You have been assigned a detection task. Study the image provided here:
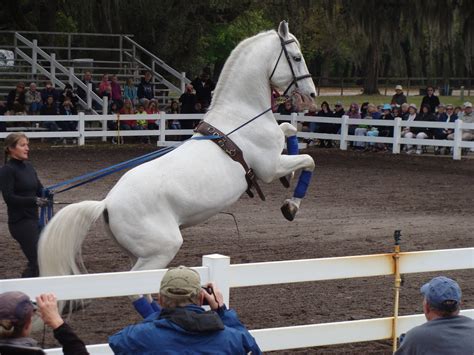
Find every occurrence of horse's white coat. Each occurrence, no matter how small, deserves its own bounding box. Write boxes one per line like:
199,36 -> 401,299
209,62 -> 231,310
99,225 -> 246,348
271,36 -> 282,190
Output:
38,22 -> 316,277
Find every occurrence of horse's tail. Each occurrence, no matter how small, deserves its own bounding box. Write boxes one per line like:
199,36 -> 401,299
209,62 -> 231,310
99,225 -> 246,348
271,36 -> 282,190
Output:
38,200 -> 106,277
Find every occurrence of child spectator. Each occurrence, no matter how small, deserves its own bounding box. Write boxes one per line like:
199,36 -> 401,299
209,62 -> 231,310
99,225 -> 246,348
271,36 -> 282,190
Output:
123,77 -> 138,106
98,74 -> 112,99
40,81 -> 58,105
110,74 -> 123,109
40,96 -> 59,131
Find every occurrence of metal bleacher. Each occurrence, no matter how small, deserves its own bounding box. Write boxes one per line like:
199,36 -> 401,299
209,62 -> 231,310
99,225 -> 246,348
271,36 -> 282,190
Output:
0,31 -> 190,111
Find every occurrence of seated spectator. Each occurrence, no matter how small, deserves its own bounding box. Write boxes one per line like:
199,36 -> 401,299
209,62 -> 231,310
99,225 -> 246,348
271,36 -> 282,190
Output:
406,104 -> 435,155
7,82 -> 26,114
0,101 -> 6,132
360,102 -> 369,118
277,99 -> 295,116
454,106 -> 462,116
346,103 -> 361,145
123,78 -> 138,107
135,104 -> 148,130
167,100 -> 181,141
434,104 -> 457,155
137,71 -> 155,104
0,291 -> 88,355
333,101 -> 344,134
76,71 -> 97,105
25,83 -> 42,115
59,84 -> 78,108
40,96 -> 59,131
305,104 -> 318,143
366,104 -> 381,151
448,101 -> 474,143
317,101 -> 335,148
379,104 -> 394,138
109,266 -> 261,354
118,98 -> 136,130
392,106 -> 402,118
395,276 -> 474,355
401,104 -> 420,154
391,85 -> 407,106
98,74 -> 112,100
400,103 -> 409,119
146,100 -> 159,130
40,81 -> 58,105
110,75 -> 123,109
58,98 -> 78,133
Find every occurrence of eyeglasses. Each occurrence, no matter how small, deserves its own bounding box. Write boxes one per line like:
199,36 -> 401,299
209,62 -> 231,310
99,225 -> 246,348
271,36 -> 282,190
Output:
427,89 -> 433,92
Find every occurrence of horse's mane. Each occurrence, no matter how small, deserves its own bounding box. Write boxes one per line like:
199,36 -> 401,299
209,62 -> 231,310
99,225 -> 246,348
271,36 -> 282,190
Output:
210,30 -> 277,108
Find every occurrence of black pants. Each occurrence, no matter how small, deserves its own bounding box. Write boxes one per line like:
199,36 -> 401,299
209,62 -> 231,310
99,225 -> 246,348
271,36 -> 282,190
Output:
8,219 -> 40,278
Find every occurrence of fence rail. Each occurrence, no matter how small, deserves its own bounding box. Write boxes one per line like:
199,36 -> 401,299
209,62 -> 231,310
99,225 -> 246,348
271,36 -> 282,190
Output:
1,112 -> 473,160
0,248 -> 472,353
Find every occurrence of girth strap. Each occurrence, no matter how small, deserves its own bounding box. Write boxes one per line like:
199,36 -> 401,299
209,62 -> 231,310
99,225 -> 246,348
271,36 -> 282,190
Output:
194,121 -> 265,201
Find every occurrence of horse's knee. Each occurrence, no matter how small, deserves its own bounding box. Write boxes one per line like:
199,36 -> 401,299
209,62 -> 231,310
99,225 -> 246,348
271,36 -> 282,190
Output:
279,122 -> 297,136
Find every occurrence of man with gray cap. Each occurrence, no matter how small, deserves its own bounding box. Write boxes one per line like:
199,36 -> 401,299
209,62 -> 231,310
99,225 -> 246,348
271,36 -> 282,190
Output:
391,85 -> 407,106
395,276 -> 474,355
109,265 -> 261,354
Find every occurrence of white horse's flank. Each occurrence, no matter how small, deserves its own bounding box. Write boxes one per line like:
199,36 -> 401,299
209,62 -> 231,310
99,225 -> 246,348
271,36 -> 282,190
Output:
38,22 -> 316,277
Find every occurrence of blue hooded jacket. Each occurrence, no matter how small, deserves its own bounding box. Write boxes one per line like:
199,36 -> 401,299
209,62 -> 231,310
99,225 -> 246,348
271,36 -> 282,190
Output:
109,304 -> 261,355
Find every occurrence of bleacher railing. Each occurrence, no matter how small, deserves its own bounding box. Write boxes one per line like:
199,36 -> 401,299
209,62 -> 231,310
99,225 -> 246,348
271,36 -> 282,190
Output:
1,112 -> 473,160
0,248 -> 472,353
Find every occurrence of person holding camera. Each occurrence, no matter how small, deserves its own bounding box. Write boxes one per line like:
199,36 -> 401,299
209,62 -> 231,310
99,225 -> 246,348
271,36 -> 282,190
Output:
109,265 -> 261,354
0,133 -> 48,278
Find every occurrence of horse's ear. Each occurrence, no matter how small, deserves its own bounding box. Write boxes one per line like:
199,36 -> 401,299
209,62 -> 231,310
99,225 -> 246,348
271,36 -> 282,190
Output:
278,20 -> 289,38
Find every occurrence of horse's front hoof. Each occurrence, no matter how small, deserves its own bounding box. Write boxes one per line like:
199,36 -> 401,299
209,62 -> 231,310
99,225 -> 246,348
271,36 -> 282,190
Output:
281,199 -> 298,221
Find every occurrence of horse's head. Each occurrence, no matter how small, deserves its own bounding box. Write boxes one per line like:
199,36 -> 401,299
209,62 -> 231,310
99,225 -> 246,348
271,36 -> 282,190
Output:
270,21 -> 316,105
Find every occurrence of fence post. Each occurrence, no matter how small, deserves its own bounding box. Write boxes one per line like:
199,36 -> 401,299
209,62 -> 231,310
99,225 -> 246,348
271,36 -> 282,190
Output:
50,53 -> 56,84
202,254 -> 231,307
78,112 -> 85,146
32,39 -> 37,76
453,119 -> 462,160
87,83 -> 92,110
158,112 -> 166,146
102,96 -> 108,142
67,34 -> 72,63
68,67 -> 74,86
340,115 -> 348,150
392,117 -> 402,154
181,72 -> 186,93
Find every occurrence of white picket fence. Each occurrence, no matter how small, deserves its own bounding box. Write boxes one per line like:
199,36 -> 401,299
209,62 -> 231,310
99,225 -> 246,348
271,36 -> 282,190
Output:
1,112 -> 473,160
0,247 -> 472,353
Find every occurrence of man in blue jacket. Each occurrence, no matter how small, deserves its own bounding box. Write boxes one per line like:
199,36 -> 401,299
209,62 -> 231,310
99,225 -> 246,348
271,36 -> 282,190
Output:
109,266 -> 261,354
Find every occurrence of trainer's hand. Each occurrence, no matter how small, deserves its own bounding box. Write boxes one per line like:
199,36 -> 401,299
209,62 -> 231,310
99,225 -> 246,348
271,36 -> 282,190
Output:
36,293 -> 64,330
36,197 -> 49,207
202,282 -> 225,311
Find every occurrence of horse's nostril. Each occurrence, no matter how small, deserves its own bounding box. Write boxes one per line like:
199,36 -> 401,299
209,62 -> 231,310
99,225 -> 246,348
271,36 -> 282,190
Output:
310,93 -> 316,98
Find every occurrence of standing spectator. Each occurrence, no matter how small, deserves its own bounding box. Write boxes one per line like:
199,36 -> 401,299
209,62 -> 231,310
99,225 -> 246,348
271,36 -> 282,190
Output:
40,96 -> 59,131
0,291 -> 89,354
421,86 -> 440,113
191,69 -> 216,110
434,104 -> 457,155
110,74 -> 123,109
395,276 -> 474,355
391,85 -> 407,106
98,74 -> 112,100
0,133 -> 47,278
137,71 -> 155,103
123,77 -> 138,107
109,266 -> 261,354
76,70 -> 97,103
25,82 -> 42,115
6,82 -> 26,114
179,84 -> 197,114
40,81 -> 58,105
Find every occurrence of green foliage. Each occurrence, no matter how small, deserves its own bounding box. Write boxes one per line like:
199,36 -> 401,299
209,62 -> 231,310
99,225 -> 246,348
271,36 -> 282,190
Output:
55,11 -> 78,33
198,9 -> 273,67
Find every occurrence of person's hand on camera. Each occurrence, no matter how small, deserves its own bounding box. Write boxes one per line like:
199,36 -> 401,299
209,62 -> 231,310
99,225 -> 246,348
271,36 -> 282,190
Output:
202,282 -> 224,310
36,197 -> 49,207
36,293 -> 64,330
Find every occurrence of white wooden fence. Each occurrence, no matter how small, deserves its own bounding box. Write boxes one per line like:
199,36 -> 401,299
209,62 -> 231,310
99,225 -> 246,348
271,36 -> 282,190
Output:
1,112 -> 473,160
0,247 -> 472,353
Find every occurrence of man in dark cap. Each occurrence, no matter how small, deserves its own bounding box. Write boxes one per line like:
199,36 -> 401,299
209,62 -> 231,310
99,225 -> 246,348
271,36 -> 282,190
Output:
109,265 -> 261,354
396,276 -> 474,354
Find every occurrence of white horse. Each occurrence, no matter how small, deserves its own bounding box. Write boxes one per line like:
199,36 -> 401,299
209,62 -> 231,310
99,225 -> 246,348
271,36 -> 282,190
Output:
38,21 -> 316,277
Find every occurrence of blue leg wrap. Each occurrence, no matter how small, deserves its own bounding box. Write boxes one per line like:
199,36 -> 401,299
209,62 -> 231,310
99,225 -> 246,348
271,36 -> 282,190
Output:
293,170 -> 312,199
287,135 -> 299,155
133,297 -> 155,319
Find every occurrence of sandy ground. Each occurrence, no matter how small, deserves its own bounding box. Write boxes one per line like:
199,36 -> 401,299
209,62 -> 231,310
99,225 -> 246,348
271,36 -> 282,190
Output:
0,144 -> 473,354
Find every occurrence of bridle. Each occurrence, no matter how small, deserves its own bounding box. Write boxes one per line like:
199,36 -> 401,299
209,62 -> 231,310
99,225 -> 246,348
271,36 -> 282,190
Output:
269,35 -> 312,97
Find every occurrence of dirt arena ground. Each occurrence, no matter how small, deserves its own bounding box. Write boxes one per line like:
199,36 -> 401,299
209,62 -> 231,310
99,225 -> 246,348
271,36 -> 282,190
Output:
1,143 -> 473,354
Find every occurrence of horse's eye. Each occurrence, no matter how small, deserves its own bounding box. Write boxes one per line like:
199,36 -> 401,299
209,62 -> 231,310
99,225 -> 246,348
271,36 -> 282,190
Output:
293,56 -> 302,62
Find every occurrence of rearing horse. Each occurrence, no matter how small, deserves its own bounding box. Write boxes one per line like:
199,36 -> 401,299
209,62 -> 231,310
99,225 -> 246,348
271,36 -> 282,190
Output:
38,21 -> 316,277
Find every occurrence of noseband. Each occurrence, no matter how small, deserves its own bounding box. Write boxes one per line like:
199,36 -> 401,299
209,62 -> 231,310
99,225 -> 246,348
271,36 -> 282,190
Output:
269,35 -> 312,97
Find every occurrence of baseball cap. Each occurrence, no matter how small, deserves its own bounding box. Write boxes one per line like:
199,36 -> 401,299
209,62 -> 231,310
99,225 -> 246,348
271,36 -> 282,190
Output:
335,101 -> 343,107
160,266 -> 201,300
382,104 -> 392,111
0,291 -> 35,323
463,101 -> 472,108
395,85 -> 403,91
420,276 -> 461,310
408,103 -> 417,110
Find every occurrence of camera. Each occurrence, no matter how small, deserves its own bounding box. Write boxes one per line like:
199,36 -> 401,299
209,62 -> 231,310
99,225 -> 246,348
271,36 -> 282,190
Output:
201,286 -> 213,305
